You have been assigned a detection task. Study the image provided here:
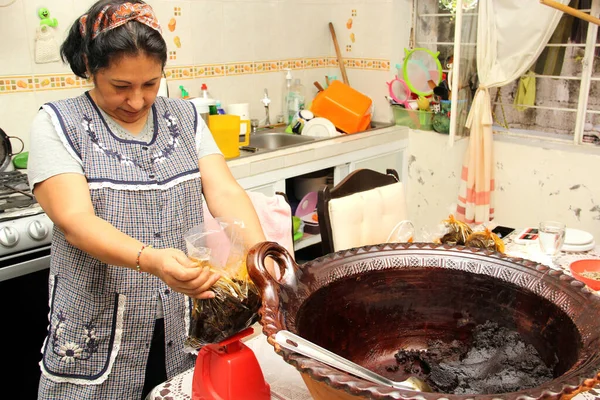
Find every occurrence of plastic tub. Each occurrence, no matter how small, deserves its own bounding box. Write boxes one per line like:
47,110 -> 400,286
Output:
310,80 -> 372,134
570,259 -> 600,291
391,105 -> 433,130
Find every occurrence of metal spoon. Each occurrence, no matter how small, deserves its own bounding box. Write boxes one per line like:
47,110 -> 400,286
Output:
274,330 -> 432,392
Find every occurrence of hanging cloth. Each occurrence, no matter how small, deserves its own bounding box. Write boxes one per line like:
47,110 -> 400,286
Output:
34,25 -> 60,64
514,71 -> 537,111
456,0 -> 568,225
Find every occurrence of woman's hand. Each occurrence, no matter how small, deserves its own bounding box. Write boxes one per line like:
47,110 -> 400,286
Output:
140,247 -> 221,299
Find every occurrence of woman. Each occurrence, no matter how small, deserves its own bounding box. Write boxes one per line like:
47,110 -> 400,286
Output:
28,1 -> 267,399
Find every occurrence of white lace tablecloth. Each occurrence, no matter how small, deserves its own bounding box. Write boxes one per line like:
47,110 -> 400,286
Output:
504,235 -> 600,295
147,240 -> 600,400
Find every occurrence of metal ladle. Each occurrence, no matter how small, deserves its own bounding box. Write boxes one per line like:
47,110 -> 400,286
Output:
274,330 -> 432,392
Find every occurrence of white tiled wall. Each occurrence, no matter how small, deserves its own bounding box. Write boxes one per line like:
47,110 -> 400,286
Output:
0,0 -> 398,149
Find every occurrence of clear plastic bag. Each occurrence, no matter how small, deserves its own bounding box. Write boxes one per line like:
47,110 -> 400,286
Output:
386,220 -> 415,243
183,218 -> 260,349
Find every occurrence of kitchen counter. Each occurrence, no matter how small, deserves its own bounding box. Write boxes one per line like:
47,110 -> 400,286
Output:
223,123 -> 409,193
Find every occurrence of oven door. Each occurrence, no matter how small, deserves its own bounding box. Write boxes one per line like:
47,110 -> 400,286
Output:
0,245 -> 51,399
0,245 -> 51,281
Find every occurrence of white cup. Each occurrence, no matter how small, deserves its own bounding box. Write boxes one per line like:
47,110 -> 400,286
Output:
227,103 -> 250,135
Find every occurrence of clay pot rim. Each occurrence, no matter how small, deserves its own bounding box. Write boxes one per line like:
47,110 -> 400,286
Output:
252,242 -> 600,400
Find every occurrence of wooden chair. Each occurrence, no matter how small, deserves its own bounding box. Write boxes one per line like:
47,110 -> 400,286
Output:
317,169 -> 407,254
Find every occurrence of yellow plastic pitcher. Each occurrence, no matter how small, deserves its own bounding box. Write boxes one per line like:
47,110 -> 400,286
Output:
208,115 -> 251,159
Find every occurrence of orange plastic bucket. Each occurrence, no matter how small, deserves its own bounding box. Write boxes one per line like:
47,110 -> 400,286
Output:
310,80 -> 372,134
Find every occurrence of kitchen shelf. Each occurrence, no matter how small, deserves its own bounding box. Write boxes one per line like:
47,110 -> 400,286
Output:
294,233 -> 322,251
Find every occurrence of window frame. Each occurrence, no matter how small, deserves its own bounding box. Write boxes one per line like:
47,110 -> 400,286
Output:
413,0 -> 600,147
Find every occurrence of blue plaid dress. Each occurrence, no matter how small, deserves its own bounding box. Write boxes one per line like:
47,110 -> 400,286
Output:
38,93 -> 203,399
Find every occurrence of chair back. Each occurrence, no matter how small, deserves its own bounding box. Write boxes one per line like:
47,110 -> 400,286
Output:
318,169 -> 407,254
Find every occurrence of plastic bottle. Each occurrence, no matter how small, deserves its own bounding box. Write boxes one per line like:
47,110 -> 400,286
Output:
282,69 -> 294,125
200,83 -> 212,100
191,83 -> 216,122
215,100 -> 226,115
288,78 -> 305,120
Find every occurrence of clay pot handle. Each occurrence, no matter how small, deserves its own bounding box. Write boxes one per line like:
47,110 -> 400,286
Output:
247,241 -> 299,295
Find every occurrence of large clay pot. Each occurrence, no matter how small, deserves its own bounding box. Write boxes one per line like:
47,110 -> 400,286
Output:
247,242 -> 600,400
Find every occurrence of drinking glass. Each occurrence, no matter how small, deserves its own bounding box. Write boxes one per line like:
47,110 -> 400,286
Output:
538,221 -> 566,257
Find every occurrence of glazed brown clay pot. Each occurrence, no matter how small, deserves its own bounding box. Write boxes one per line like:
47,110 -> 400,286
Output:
247,242 -> 600,400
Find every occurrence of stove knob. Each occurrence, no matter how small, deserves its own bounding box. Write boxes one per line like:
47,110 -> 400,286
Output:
28,220 -> 49,241
0,226 -> 19,247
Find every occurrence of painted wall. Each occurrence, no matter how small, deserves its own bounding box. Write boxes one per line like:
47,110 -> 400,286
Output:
407,130 -> 600,239
0,0 -> 397,151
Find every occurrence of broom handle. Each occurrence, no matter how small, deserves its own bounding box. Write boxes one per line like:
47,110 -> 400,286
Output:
329,22 -> 350,86
539,0 -> 600,26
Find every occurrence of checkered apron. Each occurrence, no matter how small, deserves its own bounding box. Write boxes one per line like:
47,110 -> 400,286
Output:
38,94 -> 203,400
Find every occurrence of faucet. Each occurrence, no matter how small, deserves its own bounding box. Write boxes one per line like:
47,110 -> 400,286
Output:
261,88 -> 271,127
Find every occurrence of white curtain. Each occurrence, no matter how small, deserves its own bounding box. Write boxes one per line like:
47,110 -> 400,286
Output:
456,0 -> 569,224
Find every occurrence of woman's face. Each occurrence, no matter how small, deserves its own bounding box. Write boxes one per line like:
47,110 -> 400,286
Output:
91,53 -> 163,124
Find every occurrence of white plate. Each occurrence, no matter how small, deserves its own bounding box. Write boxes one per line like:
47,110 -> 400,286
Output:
302,117 -> 338,138
562,240 -> 596,253
564,228 -> 594,246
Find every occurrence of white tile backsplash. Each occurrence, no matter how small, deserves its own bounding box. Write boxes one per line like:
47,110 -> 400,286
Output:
329,4 -> 363,58
0,92 -> 38,151
1,0 -> 396,149
152,0 -> 194,66
358,2 -> 392,60
191,1 -> 225,64
221,2 -> 255,62
0,0 -> 33,76
252,2 -> 282,61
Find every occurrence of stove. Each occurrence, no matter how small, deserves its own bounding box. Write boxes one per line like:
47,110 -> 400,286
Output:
0,170 -> 53,277
0,170 -> 54,399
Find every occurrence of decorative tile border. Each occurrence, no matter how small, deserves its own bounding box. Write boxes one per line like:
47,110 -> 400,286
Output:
0,57 -> 390,94
0,74 -> 92,93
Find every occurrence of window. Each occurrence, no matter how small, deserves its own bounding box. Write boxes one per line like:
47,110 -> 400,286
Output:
413,0 -> 600,146
414,0 -> 478,139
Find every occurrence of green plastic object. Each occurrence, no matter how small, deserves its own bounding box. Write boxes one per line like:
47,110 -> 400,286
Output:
292,216 -> 301,233
179,85 -> 189,99
38,7 -> 58,27
402,48 -> 443,97
13,152 -> 28,169
292,216 -> 304,241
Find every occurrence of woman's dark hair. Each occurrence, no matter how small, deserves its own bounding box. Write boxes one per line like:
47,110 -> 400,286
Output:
61,0 -> 167,79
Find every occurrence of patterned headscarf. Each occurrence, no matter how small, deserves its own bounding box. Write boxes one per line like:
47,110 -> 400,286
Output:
79,2 -> 162,40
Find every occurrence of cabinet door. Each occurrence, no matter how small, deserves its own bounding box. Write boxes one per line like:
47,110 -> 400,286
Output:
349,150 -> 405,179
246,180 -> 286,197
333,163 -> 350,185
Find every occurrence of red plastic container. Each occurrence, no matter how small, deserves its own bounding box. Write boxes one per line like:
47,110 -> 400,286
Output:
192,327 -> 270,400
570,259 -> 600,291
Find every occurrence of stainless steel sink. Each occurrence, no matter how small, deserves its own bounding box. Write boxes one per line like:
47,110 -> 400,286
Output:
249,133 -> 314,150
237,121 -> 394,158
